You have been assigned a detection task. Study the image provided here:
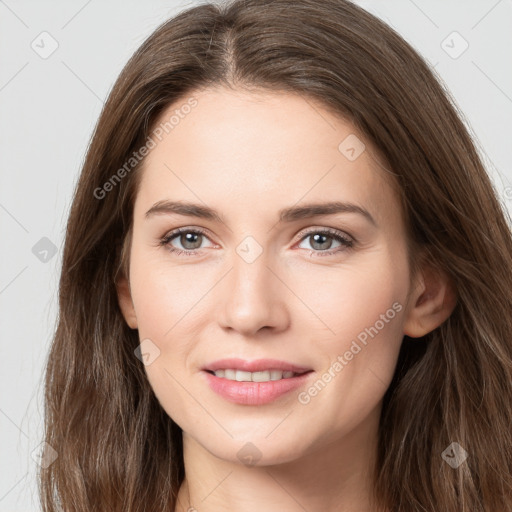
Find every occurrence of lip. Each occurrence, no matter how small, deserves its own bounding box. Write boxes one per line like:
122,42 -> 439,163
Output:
202,358 -> 313,374
202,370 -> 314,405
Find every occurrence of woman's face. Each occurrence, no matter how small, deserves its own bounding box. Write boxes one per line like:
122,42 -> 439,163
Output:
119,87 -> 417,464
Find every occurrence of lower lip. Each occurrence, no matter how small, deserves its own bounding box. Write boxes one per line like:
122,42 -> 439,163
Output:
201,370 -> 314,405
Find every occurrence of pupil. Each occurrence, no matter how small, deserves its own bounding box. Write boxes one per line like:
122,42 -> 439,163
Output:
311,233 -> 331,250
182,232 -> 202,249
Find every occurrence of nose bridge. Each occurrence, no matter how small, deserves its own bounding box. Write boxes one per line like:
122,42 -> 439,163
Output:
232,240 -> 269,296
218,234 -> 288,333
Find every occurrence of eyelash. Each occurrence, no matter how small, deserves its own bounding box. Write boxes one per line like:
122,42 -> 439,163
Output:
159,227 -> 354,258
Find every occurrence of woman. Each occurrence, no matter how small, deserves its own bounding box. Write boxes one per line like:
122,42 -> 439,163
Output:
39,0 -> 512,510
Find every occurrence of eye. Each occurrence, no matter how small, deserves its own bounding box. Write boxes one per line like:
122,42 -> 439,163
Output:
159,227 -> 355,257
159,227 -> 213,256
296,228 -> 354,257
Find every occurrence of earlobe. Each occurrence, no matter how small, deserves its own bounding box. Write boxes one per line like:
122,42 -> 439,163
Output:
116,275 -> 138,330
403,265 -> 457,338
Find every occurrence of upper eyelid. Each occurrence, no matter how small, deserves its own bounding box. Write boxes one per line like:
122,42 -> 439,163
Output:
297,226 -> 354,241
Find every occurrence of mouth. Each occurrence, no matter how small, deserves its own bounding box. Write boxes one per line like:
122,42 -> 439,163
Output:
201,368 -> 314,405
200,358 -> 314,404
204,368 -> 313,382
202,357 -> 313,376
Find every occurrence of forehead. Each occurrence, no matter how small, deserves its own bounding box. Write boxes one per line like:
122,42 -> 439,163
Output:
134,87 -> 399,227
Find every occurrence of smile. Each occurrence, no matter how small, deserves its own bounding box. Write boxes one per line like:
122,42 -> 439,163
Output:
208,369 -> 307,382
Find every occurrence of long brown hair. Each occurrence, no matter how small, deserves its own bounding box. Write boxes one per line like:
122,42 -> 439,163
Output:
39,0 -> 512,510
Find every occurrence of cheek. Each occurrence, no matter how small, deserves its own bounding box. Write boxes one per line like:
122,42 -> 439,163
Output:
128,258 -> 204,426
129,242 -> 212,339
289,246 -> 408,344
290,251 -> 409,400
292,250 -> 408,434
131,237 -> 409,371
128,234 -> 409,436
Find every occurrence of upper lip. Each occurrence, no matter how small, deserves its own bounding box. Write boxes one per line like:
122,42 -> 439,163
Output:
202,358 -> 313,374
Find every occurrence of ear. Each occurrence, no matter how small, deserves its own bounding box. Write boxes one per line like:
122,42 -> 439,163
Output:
116,274 -> 138,330
403,264 -> 457,338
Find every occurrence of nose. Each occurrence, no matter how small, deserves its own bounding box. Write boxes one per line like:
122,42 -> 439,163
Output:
217,248 -> 290,337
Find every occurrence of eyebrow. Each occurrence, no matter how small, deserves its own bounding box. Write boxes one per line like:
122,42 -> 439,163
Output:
145,200 -> 377,226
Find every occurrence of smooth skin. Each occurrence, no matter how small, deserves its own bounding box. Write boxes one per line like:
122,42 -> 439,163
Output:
117,87 -> 456,512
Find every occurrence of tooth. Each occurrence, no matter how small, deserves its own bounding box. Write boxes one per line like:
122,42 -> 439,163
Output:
212,369 -> 300,381
235,370 -> 252,382
224,369 -> 236,380
252,371 -> 271,382
270,370 -> 284,380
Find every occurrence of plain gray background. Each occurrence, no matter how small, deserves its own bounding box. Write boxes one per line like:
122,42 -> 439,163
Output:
1,0 -> 511,510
